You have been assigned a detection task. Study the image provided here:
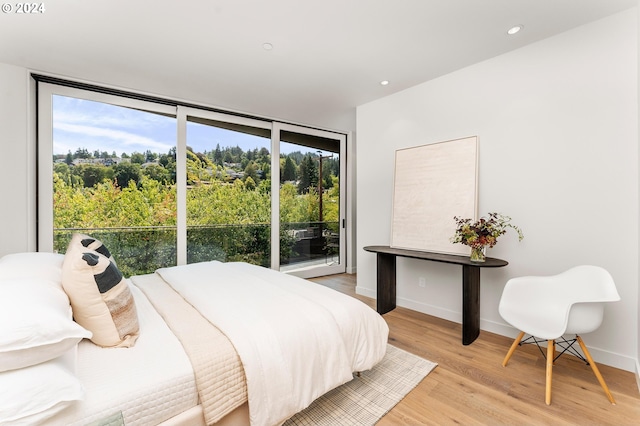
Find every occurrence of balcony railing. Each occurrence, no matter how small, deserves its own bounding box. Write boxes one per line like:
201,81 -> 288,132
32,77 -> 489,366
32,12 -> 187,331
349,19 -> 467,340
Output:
54,221 -> 339,277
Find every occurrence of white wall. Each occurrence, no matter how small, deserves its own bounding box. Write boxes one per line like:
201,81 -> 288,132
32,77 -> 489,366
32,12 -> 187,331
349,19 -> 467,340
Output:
637,0 -> 640,387
357,9 -> 638,371
0,63 -> 34,256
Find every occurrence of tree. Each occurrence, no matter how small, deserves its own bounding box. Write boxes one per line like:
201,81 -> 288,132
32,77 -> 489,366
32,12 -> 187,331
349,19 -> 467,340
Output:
213,144 -> 223,165
281,156 -> 297,183
74,148 -> 91,159
158,153 -> 176,184
287,151 -> 304,165
323,174 -> 333,189
260,162 -> 270,182
130,152 -> 145,164
143,163 -> 170,184
186,149 -> 215,184
54,163 -> 82,187
74,164 -> 111,188
113,162 -> 141,188
244,176 -> 256,191
145,150 -> 158,163
297,154 -> 318,194
244,161 -> 259,185
322,176 -> 340,222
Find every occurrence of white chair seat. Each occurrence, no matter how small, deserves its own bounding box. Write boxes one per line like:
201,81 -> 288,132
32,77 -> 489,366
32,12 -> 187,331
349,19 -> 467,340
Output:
499,265 -> 620,405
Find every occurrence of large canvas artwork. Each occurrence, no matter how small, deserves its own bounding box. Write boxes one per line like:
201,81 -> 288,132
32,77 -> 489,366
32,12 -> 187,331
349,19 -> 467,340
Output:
390,136 -> 478,255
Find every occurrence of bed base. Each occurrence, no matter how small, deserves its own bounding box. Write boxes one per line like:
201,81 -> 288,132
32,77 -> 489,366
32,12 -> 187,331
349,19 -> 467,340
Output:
160,403 -> 249,426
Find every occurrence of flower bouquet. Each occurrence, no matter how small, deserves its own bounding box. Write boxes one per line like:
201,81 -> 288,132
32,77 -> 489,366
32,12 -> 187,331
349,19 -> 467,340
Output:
450,212 -> 524,262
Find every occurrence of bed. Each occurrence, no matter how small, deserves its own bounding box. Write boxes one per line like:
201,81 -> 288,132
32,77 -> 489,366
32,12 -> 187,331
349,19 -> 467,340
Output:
0,235 -> 389,426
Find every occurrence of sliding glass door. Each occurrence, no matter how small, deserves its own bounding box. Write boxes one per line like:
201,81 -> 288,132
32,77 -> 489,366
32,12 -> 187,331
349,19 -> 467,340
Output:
38,84 -> 177,277
275,123 -> 346,278
181,108 -> 272,266
38,83 -> 346,277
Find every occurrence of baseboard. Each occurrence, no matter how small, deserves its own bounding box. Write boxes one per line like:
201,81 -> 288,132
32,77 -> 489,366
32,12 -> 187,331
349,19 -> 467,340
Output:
396,296 -> 462,324
355,286 -> 375,298
346,266 -> 357,274
481,318 -> 637,372
354,290 -> 463,324
355,287 -> 638,373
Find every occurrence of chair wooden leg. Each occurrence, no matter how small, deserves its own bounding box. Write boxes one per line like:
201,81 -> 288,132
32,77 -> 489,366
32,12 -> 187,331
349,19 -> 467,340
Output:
502,331 -> 525,367
576,335 -> 616,405
545,339 -> 554,405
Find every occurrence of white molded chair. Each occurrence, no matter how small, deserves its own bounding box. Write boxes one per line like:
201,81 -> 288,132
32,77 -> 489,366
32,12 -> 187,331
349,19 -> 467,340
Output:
498,265 -> 620,405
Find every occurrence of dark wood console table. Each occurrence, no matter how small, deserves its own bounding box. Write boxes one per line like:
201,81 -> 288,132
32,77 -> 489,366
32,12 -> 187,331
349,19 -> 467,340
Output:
363,245 -> 508,345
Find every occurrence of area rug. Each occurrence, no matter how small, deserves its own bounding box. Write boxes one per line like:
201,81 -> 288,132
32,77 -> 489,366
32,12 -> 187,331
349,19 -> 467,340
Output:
283,344 -> 437,426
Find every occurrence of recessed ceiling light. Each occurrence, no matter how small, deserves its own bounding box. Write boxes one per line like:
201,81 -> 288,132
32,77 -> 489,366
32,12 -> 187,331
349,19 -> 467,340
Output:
380,80 -> 389,86
263,42 -> 273,50
507,25 -> 523,35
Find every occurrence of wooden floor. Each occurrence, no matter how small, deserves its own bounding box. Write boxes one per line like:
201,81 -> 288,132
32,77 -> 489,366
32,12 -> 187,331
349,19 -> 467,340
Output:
309,273 -> 640,426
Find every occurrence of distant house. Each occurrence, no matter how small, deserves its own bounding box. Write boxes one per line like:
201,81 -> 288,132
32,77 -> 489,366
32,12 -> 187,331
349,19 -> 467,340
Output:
70,157 -> 127,166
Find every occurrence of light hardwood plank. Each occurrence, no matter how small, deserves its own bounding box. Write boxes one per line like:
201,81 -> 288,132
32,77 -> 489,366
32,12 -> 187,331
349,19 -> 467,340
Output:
309,273 -> 640,425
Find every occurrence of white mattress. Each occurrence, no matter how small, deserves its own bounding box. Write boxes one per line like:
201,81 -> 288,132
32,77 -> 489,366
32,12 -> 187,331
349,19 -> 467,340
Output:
47,282 -> 199,425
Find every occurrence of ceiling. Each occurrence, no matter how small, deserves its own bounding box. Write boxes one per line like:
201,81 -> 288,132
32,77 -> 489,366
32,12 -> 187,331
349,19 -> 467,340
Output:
0,0 -> 636,131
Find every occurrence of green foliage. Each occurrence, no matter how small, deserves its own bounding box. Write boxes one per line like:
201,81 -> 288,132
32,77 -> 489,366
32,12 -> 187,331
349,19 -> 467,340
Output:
53,145 -> 340,275
76,164 -> 112,188
113,162 -> 141,188
297,154 -> 318,194
244,161 -> 259,185
130,152 -> 145,164
187,179 -> 270,225
281,156 -> 297,182
74,148 -> 91,159
142,163 -> 171,184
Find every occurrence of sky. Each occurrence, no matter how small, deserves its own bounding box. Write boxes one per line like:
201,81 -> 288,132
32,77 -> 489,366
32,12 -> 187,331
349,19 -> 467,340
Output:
52,95 -> 321,157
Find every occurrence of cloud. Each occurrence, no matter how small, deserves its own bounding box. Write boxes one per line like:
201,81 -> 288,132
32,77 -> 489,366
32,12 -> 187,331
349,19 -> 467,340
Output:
53,107 -> 169,130
50,94 -> 321,157
52,97 -> 175,155
54,122 -> 173,153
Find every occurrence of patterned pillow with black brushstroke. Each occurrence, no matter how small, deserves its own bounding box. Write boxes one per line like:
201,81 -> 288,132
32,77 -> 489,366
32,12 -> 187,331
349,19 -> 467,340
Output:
61,233 -> 139,348
75,233 -> 116,265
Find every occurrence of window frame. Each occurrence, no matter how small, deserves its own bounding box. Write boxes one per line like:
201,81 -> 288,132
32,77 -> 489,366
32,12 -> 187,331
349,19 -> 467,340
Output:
37,83 -> 176,252
37,79 -> 348,277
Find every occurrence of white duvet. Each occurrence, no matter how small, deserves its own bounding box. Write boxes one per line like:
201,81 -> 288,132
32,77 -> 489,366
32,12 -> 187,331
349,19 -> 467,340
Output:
156,261 -> 389,426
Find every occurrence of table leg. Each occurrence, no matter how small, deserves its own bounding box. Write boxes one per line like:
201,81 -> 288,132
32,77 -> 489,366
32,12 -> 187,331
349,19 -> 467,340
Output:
376,253 -> 396,314
462,265 -> 480,345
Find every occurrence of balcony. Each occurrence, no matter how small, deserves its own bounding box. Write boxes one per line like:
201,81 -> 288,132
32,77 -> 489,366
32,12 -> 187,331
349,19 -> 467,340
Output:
54,221 -> 339,277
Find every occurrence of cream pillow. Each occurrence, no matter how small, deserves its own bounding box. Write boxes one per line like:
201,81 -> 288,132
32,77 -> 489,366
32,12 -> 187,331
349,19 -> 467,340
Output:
0,278 -> 91,372
73,233 -> 116,264
62,234 -> 139,348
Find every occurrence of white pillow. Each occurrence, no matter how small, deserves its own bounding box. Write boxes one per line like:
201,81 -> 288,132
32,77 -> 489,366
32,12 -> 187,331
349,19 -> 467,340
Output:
0,350 -> 84,424
0,252 -> 65,286
0,278 -> 92,372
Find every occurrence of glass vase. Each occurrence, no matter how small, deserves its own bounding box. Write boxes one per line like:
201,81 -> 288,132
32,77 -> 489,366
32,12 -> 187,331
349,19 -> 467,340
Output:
470,246 -> 486,262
